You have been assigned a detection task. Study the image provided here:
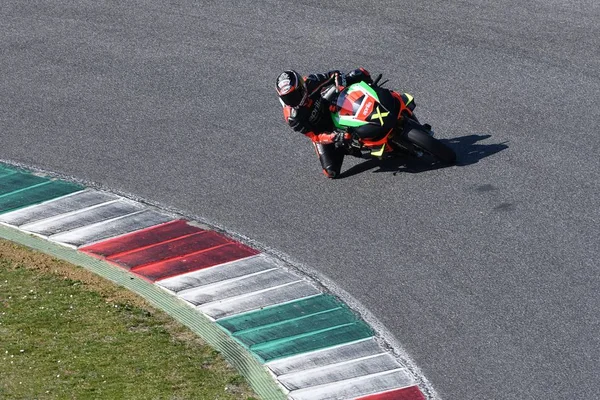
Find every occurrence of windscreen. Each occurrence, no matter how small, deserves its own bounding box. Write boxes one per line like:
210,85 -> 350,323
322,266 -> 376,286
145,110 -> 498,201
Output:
336,90 -> 365,117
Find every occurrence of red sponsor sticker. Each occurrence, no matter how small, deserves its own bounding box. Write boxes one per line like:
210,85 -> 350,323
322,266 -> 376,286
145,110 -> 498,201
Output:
356,95 -> 376,121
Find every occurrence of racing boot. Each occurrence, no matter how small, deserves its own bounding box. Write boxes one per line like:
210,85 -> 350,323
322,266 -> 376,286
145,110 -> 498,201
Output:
314,142 -> 344,178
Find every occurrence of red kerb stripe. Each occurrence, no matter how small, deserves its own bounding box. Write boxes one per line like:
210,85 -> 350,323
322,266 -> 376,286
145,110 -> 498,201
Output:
108,231 -> 229,269
355,385 -> 426,400
81,220 -> 201,257
132,242 -> 259,282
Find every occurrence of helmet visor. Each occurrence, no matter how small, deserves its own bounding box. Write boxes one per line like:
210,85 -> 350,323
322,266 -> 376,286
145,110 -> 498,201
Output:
280,87 -> 305,107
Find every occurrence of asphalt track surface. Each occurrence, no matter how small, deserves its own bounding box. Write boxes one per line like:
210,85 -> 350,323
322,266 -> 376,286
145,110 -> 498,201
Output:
1,1 -> 599,399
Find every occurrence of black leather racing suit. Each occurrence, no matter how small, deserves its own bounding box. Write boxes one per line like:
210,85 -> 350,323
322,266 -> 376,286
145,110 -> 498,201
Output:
281,68 -> 372,178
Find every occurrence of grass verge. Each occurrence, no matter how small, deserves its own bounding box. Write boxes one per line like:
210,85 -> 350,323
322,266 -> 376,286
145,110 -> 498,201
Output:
0,239 -> 259,400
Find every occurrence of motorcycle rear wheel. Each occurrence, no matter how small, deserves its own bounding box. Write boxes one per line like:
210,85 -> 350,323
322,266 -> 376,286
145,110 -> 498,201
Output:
405,128 -> 456,164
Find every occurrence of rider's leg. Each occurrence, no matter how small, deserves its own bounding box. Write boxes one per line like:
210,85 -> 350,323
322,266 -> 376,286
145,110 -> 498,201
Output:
313,142 -> 344,178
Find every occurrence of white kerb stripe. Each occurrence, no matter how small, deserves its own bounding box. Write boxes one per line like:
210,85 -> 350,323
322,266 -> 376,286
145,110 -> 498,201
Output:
156,254 -> 275,293
19,199 -> 122,231
178,268 -> 298,306
50,209 -> 173,247
266,337 -> 382,376
277,353 -> 400,391
0,188 -> 94,226
288,368 -> 414,400
198,281 -> 321,320
20,200 -> 142,236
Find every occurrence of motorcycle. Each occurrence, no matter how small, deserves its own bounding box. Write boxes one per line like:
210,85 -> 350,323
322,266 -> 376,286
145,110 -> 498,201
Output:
320,74 -> 456,164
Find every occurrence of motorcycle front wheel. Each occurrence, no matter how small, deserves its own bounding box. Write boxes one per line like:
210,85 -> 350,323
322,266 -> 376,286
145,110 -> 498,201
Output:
405,128 -> 456,164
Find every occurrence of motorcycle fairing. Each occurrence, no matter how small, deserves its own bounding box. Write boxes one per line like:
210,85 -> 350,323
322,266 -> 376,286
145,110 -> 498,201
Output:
371,144 -> 386,157
332,82 -> 386,129
333,82 -> 400,141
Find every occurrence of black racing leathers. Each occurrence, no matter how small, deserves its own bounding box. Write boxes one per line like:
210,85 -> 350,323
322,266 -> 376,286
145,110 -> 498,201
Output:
282,68 -> 372,178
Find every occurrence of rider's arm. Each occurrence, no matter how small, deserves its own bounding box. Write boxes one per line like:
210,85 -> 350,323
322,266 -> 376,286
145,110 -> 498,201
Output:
305,69 -> 372,98
305,131 -> 337,144
283,107 -> 337,143
307,68 -> 371,86
285,106 -> 314,134
283,106 -> 337,142
305,71 -> 341,87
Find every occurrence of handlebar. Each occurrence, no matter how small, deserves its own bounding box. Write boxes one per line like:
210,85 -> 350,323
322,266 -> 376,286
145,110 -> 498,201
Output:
372,74 -> 382,86
310,72 -> 386,100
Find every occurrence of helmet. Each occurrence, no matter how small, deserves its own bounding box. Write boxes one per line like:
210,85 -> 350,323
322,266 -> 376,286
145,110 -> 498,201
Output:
276,70 -> 307,107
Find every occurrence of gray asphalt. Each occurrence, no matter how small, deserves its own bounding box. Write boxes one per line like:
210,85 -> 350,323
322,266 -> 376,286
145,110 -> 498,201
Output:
1,1 -> 599,399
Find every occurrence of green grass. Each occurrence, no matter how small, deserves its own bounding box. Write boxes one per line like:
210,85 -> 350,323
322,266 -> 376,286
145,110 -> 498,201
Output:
0,240 -> 259,400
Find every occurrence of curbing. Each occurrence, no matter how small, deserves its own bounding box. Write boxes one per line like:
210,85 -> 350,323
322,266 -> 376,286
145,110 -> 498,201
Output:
0,224 -> 287,400
0,162 -> 434,399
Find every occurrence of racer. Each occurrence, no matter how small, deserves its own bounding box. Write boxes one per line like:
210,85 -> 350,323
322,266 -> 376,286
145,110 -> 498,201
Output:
276,69 -> 372,178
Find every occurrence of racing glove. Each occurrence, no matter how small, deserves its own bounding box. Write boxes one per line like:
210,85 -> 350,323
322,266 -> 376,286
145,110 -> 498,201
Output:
346,68 -> 373,85
333,131 -> 351,149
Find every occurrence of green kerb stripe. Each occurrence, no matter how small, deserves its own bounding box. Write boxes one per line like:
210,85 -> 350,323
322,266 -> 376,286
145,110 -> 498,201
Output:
0,180 -> 54,198
234,307 -> 360,347
0,168 -> 18,179
232,307 -> 343,337
251,321 -> 373,362
217,283 -> 375,363
0,164 -> 18,173
0,172 -> 49,195
0,164 -> 83,214
0,181 -> 83,214
218,294 -> 343,333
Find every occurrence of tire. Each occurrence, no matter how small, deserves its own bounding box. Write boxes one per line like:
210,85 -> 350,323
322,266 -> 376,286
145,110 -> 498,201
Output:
406,128 -> 456,164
